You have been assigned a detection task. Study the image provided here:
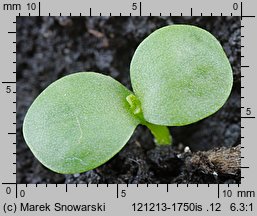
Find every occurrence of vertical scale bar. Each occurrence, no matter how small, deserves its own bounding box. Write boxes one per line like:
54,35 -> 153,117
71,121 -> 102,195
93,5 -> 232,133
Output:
240,2 -> 243,20
39,2 -> 41,16
116,184 -> 119,198
238,1 -> 256,180
139,2 -> 142,16
14,16 -> 17,180
15,183 -> 18,198
240,1 -> 244,181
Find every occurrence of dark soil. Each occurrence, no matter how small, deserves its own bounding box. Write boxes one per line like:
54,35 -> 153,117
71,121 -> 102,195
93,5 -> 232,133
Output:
17,16 -> 241,184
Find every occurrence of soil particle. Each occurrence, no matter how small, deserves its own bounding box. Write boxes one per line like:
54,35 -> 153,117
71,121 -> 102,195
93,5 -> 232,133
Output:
172,145 -> 241,184
147,146 -> 183,178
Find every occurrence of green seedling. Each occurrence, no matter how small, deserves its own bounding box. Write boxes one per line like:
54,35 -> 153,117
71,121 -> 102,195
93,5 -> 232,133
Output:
23,25 -> 233,174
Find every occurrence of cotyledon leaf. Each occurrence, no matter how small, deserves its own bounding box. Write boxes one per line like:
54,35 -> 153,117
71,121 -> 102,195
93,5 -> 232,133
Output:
130,24 -> 233,126
23,72 -> 140,174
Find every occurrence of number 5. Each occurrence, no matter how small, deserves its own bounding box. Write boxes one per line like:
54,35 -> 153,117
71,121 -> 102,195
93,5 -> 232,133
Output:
6,86 -> 11,93
246,108 -> 251,115
132,3 -> 137,10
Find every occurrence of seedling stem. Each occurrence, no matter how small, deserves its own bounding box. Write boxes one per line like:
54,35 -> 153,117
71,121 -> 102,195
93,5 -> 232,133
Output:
126,94 -> 172,145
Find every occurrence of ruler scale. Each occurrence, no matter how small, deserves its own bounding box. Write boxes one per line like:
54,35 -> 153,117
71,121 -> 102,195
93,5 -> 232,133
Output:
1,0 -> 256,215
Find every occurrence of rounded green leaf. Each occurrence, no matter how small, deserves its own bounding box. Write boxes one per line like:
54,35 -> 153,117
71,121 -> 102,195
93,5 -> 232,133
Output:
130,25 -> 233,126
23,72 -> 140,174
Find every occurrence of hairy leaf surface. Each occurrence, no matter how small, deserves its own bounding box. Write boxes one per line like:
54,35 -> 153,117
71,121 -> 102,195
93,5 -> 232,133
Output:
130,25 -> 233,126
23,72 -> 140,173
